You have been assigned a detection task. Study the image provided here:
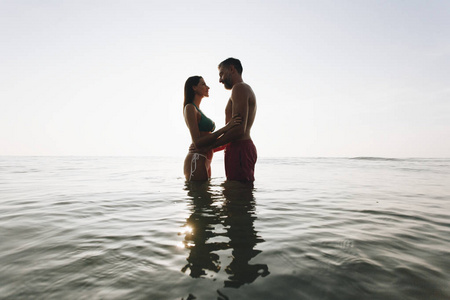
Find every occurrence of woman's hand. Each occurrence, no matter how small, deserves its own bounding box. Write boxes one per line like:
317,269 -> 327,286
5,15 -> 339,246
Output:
225,114 -> 242,131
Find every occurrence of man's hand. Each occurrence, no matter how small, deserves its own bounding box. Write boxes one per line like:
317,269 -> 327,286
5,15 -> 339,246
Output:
188,143 -> 197,153
189,143 -> 211,154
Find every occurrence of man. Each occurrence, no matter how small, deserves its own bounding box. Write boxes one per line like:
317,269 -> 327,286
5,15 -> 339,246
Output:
212,58 -> 257,182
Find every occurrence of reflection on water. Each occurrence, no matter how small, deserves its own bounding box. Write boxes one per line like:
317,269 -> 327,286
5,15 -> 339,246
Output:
1,157 -> 449,299
180,181 -> 225,278
180,181 -> 269,289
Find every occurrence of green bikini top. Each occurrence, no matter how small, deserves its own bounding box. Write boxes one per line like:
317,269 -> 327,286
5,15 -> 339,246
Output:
192,103 -> 216,132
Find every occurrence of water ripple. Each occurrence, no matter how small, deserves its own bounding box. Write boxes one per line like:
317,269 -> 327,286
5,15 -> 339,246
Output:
1,156 -> 449,299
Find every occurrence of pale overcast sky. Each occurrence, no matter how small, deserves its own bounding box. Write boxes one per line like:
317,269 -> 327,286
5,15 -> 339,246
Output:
1,0 -> 449,157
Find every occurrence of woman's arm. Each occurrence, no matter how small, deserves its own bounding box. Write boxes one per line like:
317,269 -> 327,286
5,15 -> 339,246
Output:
184,104 -> 240,149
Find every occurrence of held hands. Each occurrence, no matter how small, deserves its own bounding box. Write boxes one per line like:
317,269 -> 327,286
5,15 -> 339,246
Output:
189,114 -> 241,154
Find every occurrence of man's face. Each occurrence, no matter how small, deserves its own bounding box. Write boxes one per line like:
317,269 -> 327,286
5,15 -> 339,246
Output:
219,66 -> 233,90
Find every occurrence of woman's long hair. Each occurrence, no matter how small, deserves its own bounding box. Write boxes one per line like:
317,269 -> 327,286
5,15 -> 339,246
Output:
184,76 -> 202,107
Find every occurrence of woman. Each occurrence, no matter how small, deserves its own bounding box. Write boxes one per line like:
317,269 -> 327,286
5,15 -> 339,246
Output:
183,76 -> 240,181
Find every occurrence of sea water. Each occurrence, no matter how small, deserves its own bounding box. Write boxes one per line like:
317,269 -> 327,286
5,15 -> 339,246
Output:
0,156 -> 449,300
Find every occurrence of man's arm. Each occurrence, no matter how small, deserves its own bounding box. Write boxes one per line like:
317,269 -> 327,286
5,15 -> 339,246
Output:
185,104 -> 235,150
225,99 -> 232,124
211,84 -> 249,148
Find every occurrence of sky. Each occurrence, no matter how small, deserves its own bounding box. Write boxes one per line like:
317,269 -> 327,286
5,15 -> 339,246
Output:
1,0 -> 449,158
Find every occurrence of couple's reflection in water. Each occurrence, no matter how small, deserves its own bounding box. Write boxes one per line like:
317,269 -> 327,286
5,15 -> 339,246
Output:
180,180 -> 269,290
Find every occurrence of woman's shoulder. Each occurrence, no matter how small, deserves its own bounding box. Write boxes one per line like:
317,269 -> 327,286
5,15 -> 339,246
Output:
184,103 -> 198,115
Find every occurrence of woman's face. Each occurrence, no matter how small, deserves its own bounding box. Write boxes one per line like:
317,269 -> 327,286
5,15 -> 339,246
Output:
194,78 -> 210,98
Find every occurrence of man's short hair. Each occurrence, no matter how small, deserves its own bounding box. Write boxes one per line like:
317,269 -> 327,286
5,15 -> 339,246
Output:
219,58 -> 243,75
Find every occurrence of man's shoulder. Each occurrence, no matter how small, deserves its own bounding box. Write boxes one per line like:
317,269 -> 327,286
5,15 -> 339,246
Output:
233,82 -> 251,90
231,82 -> 252,97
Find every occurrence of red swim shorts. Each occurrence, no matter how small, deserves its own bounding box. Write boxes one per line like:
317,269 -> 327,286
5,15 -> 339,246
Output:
224,139 -> 257,182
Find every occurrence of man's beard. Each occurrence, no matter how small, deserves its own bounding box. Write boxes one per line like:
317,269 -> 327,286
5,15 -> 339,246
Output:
223,79 -> 232,90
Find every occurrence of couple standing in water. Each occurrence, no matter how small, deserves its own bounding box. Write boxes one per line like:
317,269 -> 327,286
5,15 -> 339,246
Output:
183,58 -> 257,182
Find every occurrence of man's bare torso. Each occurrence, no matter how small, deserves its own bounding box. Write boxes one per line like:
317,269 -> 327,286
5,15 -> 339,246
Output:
225,82 -> 256,141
